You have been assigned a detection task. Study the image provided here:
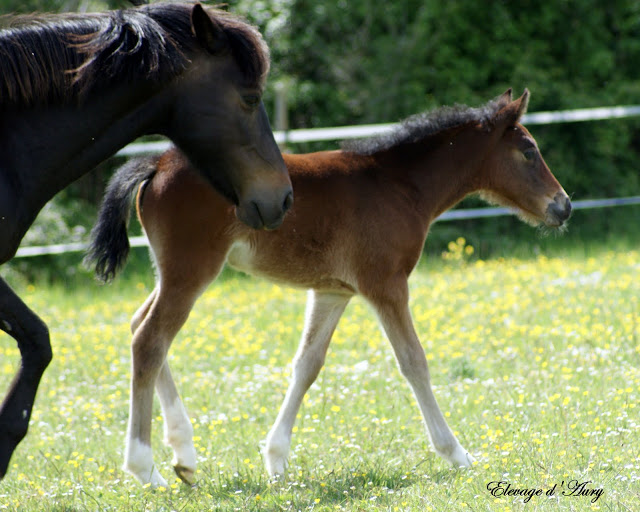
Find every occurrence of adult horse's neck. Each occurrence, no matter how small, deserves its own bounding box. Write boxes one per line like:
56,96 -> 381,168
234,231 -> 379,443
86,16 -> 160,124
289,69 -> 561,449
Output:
373,123 -> 487,224
0,81 -> 169,236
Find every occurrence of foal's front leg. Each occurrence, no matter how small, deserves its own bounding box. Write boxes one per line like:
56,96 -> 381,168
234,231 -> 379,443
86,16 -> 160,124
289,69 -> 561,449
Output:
264,290 -> 351,476
369,279 -> 475,468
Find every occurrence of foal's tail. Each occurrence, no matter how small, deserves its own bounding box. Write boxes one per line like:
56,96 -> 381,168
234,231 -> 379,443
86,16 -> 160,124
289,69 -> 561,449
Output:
84,156 -> 158,283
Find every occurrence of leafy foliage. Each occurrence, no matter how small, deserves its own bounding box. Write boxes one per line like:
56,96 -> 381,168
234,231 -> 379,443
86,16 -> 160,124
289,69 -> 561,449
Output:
232,0 -> 640,199
0,0 -> 126,14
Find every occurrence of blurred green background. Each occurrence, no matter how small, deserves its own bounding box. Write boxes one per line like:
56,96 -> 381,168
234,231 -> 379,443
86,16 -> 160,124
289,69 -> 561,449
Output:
2,0 -> 639,282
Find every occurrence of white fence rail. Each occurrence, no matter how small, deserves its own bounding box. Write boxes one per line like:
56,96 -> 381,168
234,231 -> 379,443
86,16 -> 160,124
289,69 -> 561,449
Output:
116,104 -> 640,157
13,104 -> 640,259
14,196 -> 640,259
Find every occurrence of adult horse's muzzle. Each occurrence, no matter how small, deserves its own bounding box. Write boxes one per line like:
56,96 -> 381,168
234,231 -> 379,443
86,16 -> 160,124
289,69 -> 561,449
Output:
545,192 -> 572,227
236,186 -> 294,230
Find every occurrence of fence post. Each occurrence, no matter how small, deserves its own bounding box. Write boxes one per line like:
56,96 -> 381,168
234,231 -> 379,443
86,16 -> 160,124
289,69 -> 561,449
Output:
274,81 -> 289,151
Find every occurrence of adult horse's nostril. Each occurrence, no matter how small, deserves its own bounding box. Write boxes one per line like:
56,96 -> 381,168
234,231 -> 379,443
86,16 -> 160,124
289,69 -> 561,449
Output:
282,190 -> 294,213
235,200 -> 264,230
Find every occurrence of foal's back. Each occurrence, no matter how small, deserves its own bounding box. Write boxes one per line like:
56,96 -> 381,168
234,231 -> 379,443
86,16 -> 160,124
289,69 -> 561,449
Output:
141,148 -> 425,296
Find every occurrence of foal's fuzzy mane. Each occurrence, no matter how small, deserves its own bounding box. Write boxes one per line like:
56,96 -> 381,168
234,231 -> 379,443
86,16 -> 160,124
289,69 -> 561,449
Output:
0,2 -> 269,108
341,96 -> 505,155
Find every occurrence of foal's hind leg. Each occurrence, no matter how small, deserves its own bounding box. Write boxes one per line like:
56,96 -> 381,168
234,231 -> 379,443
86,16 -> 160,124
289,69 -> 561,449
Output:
264,290 -> 350,477
131,289 -> 197,484
131,287 -> 157,334
367,278 -> 474,468
124,280 -> 204,486
0,278 -> 52,479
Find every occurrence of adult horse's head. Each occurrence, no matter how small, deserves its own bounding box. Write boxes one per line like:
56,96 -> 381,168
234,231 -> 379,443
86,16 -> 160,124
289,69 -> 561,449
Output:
480,89 -> 572,228
78,3 -> 288,230
0,3 -> 291,229
162,5 -> 292,229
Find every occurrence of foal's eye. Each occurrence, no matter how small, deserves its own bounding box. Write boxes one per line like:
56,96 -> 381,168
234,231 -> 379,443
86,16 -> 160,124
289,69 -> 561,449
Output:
242,94 -> 261,109
523,148 -> 537,161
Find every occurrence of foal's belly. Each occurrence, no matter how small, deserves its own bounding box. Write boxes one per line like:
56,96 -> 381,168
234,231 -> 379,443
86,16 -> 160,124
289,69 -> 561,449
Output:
226,239 -> 355,294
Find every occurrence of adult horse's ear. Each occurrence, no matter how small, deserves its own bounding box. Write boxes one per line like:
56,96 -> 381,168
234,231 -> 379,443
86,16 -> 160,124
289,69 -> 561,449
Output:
191,4 -> 229,55
491,89 -> 530,128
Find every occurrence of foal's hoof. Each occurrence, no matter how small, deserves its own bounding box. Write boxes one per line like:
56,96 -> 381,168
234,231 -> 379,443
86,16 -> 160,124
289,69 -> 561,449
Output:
263,446 -> 289,478
444,444 -> 476,468
174,464 -> 196,486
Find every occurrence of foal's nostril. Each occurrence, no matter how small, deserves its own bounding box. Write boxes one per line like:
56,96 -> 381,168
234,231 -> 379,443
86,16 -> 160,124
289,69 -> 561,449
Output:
551,194 -> 572,222
563,197 -> 572,218
557,196 -> 572,221
282,190 -> 294,213
546,194 -> 572,227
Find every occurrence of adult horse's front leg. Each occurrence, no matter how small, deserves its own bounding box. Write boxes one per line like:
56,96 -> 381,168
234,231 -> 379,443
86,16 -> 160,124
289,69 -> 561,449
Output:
0,277 -> 52,479
264,290 -> 350,477
368,278 -> 475,468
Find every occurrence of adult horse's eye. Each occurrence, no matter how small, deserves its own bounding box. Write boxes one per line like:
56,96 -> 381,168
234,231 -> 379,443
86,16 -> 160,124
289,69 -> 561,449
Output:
242,94 -> 261,109
523,148 -> 537,161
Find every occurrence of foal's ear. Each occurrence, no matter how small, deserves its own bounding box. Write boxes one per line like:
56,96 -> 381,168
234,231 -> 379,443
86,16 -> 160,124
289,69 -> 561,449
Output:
496,88 -> 513,109
513,89 -> 530,119
491,89 -> 530,129
191,3 -> 229,55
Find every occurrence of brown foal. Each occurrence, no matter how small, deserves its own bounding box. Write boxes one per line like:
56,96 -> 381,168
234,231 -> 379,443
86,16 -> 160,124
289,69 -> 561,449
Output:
87,89 -> 571,485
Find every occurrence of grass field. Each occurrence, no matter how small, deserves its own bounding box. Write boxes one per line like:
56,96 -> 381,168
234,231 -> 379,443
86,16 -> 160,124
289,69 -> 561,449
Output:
0,242 -> 638,511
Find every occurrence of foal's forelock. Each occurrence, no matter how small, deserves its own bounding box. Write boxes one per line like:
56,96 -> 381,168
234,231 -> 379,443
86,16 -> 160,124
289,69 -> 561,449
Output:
0,4 -> 270,108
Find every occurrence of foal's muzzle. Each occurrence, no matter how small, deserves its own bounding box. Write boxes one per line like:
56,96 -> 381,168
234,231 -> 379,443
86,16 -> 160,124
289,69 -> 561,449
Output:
545,193 -> 572,227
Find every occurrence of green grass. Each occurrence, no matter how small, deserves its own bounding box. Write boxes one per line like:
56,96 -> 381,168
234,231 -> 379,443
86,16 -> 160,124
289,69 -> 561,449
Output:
0,243 -> 639,511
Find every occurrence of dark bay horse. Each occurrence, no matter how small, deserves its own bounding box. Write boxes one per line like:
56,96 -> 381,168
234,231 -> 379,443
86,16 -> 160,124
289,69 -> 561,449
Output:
87,89 -> 571,486
0,3 -> 292,479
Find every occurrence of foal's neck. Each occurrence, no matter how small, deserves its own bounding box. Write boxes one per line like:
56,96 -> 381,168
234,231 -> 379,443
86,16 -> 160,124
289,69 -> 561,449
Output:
373,126 -> 486,223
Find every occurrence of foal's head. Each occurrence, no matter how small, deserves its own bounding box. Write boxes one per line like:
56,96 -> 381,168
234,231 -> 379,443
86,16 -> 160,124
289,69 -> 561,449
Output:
480,90 -> 571,228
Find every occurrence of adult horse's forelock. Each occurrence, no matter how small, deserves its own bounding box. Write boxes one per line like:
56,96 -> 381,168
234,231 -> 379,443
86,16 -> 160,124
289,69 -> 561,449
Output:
224,22 -> 270,85
73,4 -> 271,92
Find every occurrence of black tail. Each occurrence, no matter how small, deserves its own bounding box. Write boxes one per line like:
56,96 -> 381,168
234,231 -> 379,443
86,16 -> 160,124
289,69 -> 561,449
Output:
84,156 -> 158,283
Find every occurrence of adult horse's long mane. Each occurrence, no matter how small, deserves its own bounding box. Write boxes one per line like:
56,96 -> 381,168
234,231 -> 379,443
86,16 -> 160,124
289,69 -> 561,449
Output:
341,95 -> 508,156
0,2 -> 269,109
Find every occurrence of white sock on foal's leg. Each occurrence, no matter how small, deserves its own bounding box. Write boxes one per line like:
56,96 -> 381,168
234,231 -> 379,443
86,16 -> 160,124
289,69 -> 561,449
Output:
123,438 -> 168,487
437,441 -> 476,468
264,426 -> 291,477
